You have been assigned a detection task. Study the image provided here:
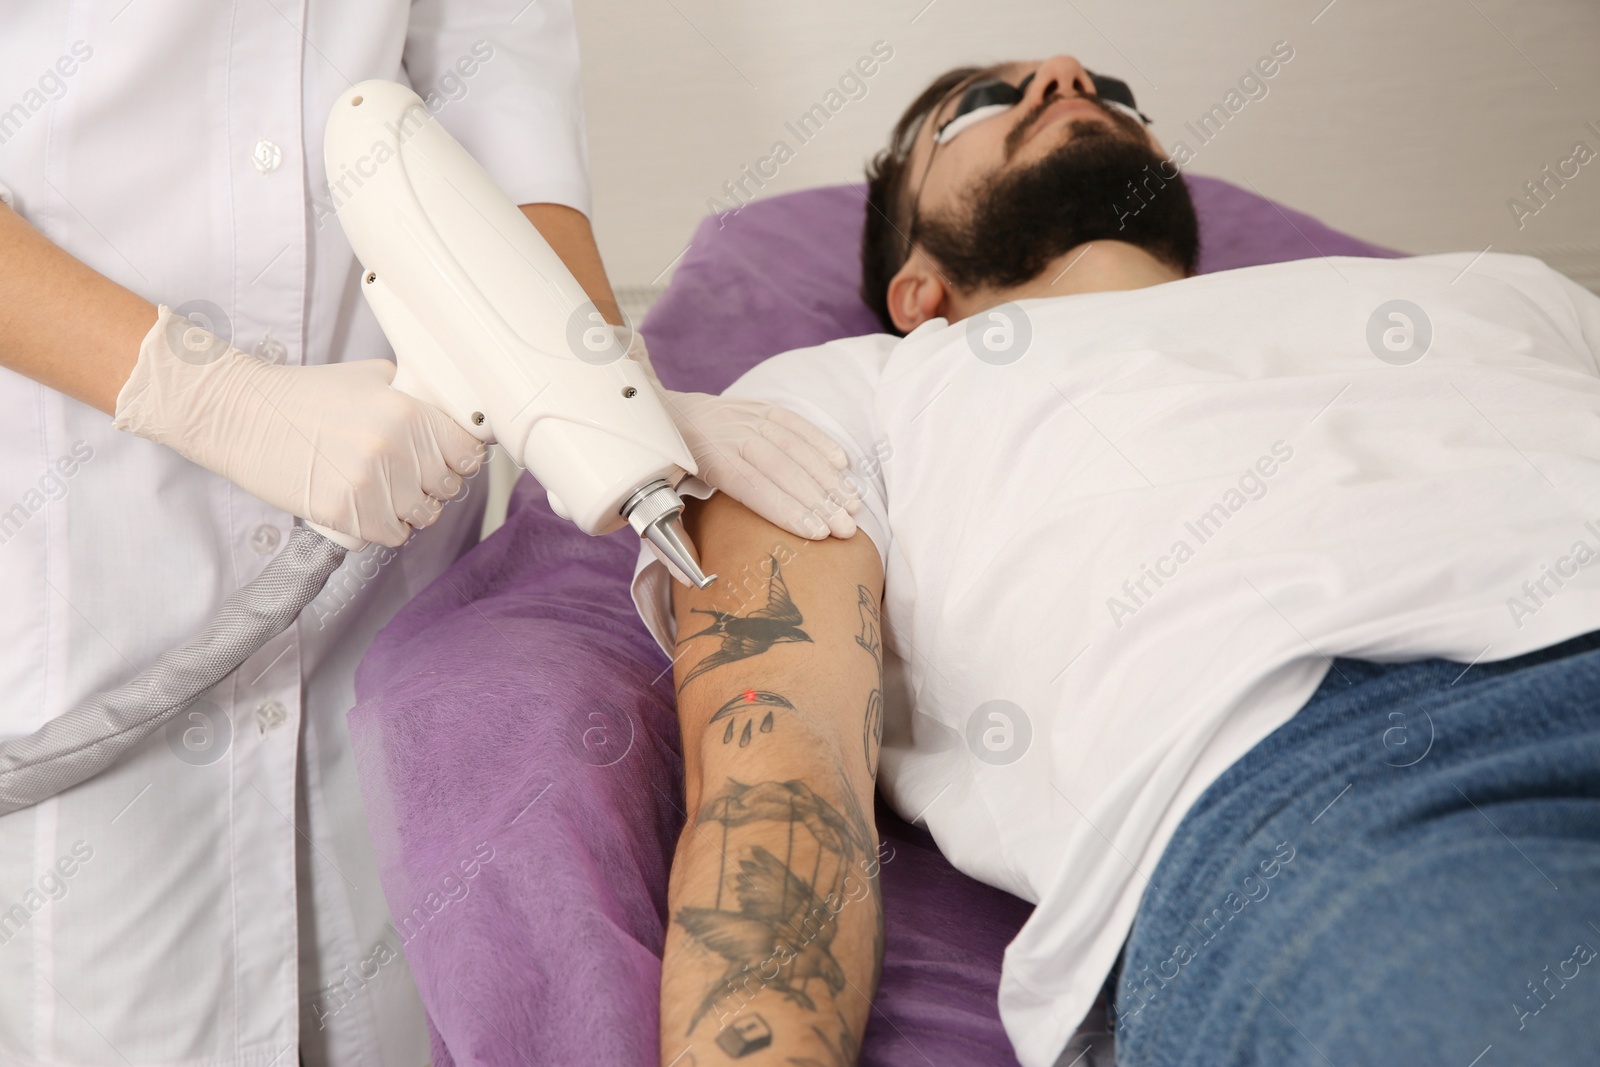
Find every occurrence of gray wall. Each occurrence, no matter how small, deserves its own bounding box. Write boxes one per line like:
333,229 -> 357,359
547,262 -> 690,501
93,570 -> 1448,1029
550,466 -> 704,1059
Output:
575,0 -> 1600,294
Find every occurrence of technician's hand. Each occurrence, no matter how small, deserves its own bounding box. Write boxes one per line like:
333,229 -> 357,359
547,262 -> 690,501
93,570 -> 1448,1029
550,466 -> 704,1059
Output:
112,305 -> 486,548
625,329 -> 862,540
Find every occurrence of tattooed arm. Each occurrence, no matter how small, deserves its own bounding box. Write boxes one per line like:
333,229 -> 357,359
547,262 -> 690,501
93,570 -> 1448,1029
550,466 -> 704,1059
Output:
660,490 -> 887,1067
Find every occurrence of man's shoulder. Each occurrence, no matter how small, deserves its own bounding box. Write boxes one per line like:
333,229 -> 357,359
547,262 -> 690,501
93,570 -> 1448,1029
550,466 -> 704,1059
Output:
727,332 -> 900,399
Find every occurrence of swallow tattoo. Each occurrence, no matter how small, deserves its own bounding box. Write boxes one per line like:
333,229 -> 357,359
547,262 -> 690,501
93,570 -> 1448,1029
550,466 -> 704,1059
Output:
678,556 -> 811,688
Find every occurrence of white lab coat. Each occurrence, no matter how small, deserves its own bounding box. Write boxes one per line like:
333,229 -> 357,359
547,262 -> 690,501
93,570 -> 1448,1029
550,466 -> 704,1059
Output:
0,3 -> 589,1064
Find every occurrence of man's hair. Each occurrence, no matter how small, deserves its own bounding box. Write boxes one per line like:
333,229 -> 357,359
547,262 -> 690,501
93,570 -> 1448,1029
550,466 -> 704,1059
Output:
859,65 -> 987,335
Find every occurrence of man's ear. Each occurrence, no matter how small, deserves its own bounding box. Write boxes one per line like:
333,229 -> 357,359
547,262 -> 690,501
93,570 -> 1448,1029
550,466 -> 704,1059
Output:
886,249 -> 950,333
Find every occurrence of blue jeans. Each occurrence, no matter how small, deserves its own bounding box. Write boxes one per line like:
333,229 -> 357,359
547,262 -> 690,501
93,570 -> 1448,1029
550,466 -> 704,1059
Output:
1108,630 -> 1600,1065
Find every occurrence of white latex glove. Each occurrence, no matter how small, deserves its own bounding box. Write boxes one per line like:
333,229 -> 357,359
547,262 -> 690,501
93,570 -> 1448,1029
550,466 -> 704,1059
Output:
625,328 -> 863,540
113,305 -> 486,548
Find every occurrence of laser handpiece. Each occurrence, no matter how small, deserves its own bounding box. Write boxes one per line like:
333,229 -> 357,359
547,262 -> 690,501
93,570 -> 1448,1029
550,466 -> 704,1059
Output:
315,79 -> 716,588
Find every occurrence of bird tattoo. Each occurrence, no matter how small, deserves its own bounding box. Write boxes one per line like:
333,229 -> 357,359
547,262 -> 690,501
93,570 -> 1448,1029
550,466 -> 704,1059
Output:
677,781 -> 870,1036
676,846 -> 848,1033
677,556 -> 811,688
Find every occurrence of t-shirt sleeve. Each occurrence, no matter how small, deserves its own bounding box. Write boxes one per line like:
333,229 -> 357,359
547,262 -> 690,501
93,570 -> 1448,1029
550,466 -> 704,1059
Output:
403,0 -> 591,215
629,334 -> 896,661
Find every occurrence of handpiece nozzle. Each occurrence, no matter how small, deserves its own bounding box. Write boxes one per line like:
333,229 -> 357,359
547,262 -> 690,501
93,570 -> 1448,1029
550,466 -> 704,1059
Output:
623,479 -> 716,589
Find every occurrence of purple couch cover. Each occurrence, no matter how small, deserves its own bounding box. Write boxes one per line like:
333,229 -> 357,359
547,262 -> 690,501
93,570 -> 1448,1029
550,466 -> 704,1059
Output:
349,176 -> 1402,1067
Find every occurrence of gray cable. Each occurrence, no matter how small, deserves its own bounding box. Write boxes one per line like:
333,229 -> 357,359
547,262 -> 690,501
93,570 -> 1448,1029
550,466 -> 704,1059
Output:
0,525 -> 347,815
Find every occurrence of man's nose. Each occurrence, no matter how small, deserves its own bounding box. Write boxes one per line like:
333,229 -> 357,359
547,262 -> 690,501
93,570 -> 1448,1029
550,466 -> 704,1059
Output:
1024,56 -> 1097,105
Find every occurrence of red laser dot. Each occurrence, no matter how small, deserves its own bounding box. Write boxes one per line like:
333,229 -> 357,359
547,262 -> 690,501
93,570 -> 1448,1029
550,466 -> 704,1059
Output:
743,689 -> 758,702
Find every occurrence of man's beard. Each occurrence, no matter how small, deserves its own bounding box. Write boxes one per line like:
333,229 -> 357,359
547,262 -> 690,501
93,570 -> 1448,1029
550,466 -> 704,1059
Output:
913,116 -> 1200,293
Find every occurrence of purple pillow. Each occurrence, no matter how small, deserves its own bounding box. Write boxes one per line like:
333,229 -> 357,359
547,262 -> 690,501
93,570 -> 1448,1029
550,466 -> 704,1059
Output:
349,178 -> 1402,1067
638,176 -> 1400,395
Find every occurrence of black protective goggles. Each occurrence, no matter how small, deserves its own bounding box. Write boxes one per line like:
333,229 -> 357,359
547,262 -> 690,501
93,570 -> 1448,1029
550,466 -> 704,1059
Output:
932,70 -> 1151,145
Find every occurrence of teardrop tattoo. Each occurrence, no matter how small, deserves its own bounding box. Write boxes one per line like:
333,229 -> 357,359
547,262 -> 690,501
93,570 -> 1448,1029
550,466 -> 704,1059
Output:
710,690 -> 796,747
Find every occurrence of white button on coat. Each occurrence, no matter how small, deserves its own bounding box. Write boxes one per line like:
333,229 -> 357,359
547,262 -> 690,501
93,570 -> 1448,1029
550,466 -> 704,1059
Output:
256,700 -> 288,733
252,138 -> 282,173
253,331 -> 288,364
250,522 -> 281,556
0,3 -> 589,1064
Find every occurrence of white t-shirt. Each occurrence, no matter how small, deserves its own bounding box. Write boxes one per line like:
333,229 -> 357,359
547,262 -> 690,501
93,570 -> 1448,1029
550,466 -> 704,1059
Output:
631,252 -> 1600,1067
